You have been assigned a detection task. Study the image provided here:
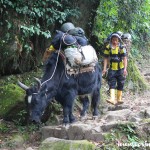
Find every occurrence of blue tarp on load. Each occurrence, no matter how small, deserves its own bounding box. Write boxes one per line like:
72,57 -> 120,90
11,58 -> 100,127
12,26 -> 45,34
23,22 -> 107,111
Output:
51,30 -> 88,50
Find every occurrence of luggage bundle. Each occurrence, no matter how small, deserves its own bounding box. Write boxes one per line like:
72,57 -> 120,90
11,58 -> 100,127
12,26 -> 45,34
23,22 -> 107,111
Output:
121,33 -> 132,56
64,45 -> 98,67
51,30 -> 88,50
51,22 -> 98,67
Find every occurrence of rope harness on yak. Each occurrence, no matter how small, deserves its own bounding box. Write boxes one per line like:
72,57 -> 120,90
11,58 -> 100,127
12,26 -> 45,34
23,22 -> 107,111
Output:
40,32 -> 76,87
40,32 -> 97,89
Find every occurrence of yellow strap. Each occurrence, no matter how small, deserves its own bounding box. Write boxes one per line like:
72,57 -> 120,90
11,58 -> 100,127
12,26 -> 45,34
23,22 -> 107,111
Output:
48,45 -> 55,52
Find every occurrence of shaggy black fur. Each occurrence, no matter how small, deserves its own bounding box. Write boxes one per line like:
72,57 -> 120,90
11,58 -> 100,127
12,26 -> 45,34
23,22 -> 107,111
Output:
27,52 -> 102,124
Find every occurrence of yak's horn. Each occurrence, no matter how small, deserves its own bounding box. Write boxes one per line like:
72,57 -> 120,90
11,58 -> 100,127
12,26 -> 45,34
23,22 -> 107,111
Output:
18,81 -> 29,90
34,77 -> 41,88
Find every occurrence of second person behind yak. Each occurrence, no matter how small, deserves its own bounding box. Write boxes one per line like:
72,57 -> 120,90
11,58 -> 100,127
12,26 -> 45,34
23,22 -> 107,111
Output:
102,33 -> 128,105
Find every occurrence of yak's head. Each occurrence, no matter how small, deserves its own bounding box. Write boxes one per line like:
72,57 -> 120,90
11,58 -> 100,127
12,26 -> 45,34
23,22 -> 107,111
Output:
18,78 -> 46,124
18,53 -> 64,123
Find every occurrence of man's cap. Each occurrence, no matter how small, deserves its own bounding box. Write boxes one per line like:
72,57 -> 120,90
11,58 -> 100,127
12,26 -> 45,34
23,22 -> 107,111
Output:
110,33 -> 121,41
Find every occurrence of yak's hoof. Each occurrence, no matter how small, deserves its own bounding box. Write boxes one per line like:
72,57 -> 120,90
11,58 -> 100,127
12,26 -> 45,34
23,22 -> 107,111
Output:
93,112 -> 99,117
63,118 -> 69,125
92,116 -> 99,120
80,110 -> 86,117
80,116 -> 87,121
69,117 -> 76,123
80,113 -> 87,121
62,123 -> 70,128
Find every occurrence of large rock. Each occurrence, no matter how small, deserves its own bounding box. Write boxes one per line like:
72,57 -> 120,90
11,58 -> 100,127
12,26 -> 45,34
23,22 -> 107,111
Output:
39,137 -> 96,150
41,126 -> 68,140
100,121 -> 133,132
67,123 -> 92,140
42,123 -> 105,142
104,109 -> 132,122
101,121 -> 119,132
0,83 -> 26,121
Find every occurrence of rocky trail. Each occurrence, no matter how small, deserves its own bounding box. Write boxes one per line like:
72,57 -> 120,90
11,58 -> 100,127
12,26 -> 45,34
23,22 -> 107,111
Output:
38,90 -> 150,150
0,60 -> 150,150
29,60 -> 150,150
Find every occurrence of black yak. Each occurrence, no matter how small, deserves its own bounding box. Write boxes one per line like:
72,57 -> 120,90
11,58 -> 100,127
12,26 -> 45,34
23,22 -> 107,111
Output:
18,51 -> 102,124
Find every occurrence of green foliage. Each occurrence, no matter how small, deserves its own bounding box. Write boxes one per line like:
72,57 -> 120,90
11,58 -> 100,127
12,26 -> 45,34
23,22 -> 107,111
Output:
117,123 -> 138,143
94,0 -> 150,44
126,57 -> 149,91
0,123 -> 10,133
101,123 -> 143,150
94,0 -> 118,41
13,110 -> 27,126
17,124 -> 39,134
0,122 -> 40,149
27,124 -> 40,132
0,140 -> 16,149
0,0 -> 80,74
0,0 -> 79,38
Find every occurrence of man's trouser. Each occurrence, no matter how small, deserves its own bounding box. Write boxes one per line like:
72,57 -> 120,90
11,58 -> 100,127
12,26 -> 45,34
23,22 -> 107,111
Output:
107,68 -> 126,91
106,68 -> 125,105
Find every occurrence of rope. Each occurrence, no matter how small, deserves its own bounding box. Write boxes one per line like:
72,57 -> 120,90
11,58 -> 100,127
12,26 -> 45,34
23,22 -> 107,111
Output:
62,32 -> 77,46
40,32 -> 73,87
40,39 -> 63,87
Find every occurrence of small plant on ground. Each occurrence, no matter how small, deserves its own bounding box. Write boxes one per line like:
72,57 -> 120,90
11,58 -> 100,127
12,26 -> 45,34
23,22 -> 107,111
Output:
97,123 -> 146,150
0,123 -> 10,133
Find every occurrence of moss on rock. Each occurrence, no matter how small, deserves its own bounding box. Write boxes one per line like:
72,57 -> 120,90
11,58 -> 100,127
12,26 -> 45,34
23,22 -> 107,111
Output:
126,57 -> 149,91
0,68 -> 43,122
39,137 -> 96,150
0,83 -> 25,118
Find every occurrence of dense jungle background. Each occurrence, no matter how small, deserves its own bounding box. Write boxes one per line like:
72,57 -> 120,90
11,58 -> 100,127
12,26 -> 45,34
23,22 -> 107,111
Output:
0,0 -> 150,150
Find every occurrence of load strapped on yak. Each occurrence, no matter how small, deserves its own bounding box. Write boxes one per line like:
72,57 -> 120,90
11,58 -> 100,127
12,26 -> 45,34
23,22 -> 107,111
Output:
43,22 -> 98,75
121,33 -> 132,56
103,31 -> 132,57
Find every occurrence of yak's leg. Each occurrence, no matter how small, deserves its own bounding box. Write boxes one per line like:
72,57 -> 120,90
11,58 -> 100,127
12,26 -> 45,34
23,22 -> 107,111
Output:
62,94 -> 76,124
91,88 -> 100,116
68,97 -> 76,123
79,96 -> 89,117
55,95 -> 70,124
69,103 -> 76,123
62,106 -> 70,124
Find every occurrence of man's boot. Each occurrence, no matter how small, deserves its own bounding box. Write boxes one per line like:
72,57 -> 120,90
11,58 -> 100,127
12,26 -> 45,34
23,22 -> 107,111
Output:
117,90 -> 123,104
106,89 -> 116,105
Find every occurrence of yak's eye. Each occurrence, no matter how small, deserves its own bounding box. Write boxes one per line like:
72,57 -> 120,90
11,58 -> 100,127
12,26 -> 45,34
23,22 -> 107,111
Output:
28,96 -> 32,104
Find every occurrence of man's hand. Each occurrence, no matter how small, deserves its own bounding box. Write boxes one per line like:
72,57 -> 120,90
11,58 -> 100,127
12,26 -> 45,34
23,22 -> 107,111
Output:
102,69 -> 107,76
123,68 -> 128,77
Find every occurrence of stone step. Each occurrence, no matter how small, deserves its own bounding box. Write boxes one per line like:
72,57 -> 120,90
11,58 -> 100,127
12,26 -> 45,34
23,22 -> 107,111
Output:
41,123 -> 104,142
41,120 -> 133,142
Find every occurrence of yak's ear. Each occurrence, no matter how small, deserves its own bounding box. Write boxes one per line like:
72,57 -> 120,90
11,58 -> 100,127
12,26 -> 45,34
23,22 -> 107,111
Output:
18,81 -> 29,91
34,77 -> 41,90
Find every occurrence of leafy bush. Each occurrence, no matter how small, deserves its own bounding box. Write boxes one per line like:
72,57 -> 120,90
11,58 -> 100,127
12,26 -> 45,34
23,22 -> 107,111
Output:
0,0 -> 79,38
94,0 -> 150,45
0,0 -> 80,74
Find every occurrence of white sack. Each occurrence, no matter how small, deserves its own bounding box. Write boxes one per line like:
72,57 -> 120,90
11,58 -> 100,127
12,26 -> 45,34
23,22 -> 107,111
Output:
64,45 -> 98,66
